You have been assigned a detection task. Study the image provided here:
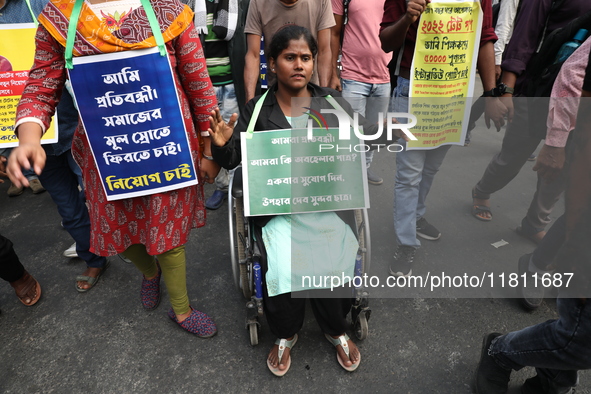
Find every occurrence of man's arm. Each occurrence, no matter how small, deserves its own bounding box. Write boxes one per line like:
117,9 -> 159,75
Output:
317,28 -> 333,88
244,33 -> 261,104
379,0 -> 429,53
329,13 -> 344,91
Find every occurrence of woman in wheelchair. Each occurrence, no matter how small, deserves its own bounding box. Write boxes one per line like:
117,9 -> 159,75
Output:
208,25 -> 406,376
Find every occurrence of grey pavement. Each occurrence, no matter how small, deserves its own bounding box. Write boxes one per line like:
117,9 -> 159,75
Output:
0,116 -> 588,393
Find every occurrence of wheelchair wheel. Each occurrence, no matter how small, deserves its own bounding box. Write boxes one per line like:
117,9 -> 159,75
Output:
354,209 -> 371,273
248,322 -> 259,346
354,311 -> 369,340
234,198 -> 252,299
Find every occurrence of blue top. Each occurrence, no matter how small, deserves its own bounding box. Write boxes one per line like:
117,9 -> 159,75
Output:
1,0 -> 79,157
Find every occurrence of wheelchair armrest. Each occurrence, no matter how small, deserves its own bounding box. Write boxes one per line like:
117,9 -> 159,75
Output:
231,166 -> 243,198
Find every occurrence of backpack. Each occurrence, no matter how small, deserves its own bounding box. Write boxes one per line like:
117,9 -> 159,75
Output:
524,0 -> 591,138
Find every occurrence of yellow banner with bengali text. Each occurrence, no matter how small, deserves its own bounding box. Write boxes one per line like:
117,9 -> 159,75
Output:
408,1 -> 482,150
0,24 -> 58,148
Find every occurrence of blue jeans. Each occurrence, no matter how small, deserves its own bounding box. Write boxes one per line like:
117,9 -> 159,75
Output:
390,77 -> 451,247
341,78 -> 390,167
39,150 -> 106,268
213,84 -> 239,192
532,214 -> 566,270
490,297 -> 591,392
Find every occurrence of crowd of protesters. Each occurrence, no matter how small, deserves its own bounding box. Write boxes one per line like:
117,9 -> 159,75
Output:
1,0 -> 590,391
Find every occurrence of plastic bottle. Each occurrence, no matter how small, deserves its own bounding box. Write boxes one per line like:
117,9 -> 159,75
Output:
554,29 -> 588,64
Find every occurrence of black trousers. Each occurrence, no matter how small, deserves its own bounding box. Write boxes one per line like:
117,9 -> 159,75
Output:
0,233 -> 25,283
255,226 -> 353,339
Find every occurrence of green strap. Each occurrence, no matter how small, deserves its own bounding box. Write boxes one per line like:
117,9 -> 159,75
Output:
24,0 -> 38,26
64,0 -> 83,69
245,90 -> 269,139
65,0 -> 167,70
139,0 -> 167,57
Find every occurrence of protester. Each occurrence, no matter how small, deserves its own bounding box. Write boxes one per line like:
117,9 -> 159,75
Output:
0,158 -> 42,307
8,0 -> 219,336
474,46 -> 591,394
516,36 -> 591,308
380,0 -> 505,277
182,0 -> 249,210
1,0 -> 111,292
330,0 -> 392,185
243,0 -> 335,103
470,0 -> 591,242
209,26 -> 408,375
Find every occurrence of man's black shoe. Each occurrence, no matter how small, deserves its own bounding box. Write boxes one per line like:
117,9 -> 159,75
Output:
474,332 -> 511,394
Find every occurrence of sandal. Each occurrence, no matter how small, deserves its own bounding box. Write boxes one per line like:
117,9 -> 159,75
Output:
75,260 -> 110,293
267,334 -> 298,377
10,270 -> 42,306
324,333 -> 361,372
167,307 -> 217,338
472,187 -> 492,221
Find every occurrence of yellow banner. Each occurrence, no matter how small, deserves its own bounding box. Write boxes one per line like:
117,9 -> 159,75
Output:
408,1 -> 482,150
0,24 -> 58,148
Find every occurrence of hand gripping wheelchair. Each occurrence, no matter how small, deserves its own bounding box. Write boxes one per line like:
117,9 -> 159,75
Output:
228,166 -> 372,346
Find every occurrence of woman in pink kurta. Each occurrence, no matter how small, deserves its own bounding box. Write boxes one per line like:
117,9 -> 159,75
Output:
9,0 -> 219,336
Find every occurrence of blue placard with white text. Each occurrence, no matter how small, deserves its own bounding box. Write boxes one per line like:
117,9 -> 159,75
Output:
68,47 -> 197,201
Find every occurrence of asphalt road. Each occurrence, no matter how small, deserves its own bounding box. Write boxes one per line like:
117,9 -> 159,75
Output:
0,117 -> 588,393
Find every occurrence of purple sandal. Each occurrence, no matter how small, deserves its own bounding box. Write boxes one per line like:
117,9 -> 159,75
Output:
167,307 -> 217,338
141,262 -> 161,310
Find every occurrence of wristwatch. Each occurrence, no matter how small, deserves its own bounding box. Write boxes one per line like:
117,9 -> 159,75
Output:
482,82 -> 515,97
496,82 -> 515,96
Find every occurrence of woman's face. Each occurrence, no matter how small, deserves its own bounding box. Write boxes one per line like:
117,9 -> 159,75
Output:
270,37 -> 313,93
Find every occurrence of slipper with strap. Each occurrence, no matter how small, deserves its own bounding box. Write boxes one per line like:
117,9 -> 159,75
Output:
10,270 -> 42,306
324,333 -> 361,372
75,259 -> 110,293
472,205 -> 492,221
471,187 -> 492,221
267,334 -> 298,377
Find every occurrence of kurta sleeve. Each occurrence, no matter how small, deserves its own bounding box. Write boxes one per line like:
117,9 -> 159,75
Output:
173,24 -> 217,134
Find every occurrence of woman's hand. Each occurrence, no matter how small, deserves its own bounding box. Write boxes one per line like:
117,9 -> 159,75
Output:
208,108 -> 238,147
7,143 -> 46,188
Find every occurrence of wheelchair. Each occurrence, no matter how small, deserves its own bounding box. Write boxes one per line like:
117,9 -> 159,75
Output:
228,165 -> 372,346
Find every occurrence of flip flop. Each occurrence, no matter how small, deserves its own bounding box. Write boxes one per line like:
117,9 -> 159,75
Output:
472,205 -> 492,221
11,271 -> 42,306
75,259 -> 110,293
267,334 -> 298,377
324,333 -> 361,372
471,187 -> 492,221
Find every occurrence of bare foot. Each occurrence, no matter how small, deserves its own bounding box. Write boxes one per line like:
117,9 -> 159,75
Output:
268,336 -> 295,372
331,334 -> 360,368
